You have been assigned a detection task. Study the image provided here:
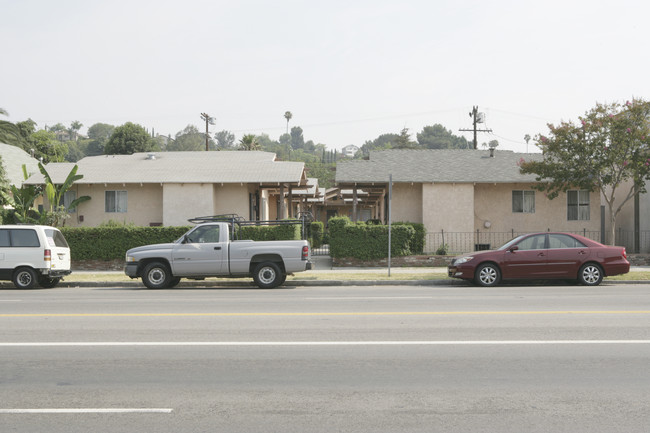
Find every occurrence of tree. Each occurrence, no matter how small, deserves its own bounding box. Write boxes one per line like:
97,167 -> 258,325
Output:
87,123 -> 115,155
519,99 -> 650,245
0,164 -> 42,223
284,111 -> 292,134
290,126 -> 305,150
238,134 -> 261,151
30,130 -> 68,163
104,122 -> 156,155
68,120 -> 83,142
38,162 -> 90,226
394,127 -> 417,149
214,130 -> 235,150
416,124 -> 469,149
360,133 -> 400,155
167,125 -> 204,151
0,108 -> 25,148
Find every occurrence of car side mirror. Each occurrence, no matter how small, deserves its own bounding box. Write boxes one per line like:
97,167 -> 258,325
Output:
509,245 -> 519,253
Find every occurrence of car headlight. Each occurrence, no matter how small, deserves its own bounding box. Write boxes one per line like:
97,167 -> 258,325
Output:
454,256 -> 474,265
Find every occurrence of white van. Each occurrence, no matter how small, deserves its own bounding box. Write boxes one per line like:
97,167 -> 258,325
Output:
0,225 -> 72,289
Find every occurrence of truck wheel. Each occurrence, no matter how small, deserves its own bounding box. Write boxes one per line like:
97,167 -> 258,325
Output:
13,267 -> 37,289
142,262 -> 172,289
38,276 -> 61,288
168,277 -> 181,288
253,262 -> 282,289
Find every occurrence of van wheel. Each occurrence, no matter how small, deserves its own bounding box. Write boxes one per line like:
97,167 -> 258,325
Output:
253,262 -> 282,289
38,276 -> 61,288
142,262 -> 172,289
13,267 -> 37,289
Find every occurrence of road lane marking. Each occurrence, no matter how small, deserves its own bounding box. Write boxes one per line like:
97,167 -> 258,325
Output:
0,408 -> 173,414
1,340 -> 650,347
1,310 -> 650,317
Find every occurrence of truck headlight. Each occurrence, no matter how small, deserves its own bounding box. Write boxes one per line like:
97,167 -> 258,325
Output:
125,255 -> 137,262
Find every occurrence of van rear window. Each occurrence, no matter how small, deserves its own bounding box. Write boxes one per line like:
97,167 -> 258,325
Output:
11,229 -> 40,247
45,229 -> 69,248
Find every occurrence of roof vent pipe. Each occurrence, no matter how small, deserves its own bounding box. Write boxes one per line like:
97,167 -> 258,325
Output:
146,153 -> 156,160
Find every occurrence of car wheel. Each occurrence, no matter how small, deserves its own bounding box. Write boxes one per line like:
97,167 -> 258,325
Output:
142,262 -> 172,289
13,267 -> 38,289
168,277 -> 181,288
474,263 -> 501,287
578,263 -> 603,286
38,276 -> 61,288
253,262 -> 282,289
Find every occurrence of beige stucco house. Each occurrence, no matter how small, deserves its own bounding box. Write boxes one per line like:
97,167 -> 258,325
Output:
23,151 -> 311,227
336,149 -> 604,253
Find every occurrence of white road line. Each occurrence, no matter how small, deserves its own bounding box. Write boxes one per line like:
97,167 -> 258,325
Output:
304,296 -> 434,300
0,408 -> 173,414
1,340 -> 650,347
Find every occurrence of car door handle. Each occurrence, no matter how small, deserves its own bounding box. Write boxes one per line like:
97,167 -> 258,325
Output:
214,246 -> 221,250
578,250 -> 587,255
537,252 -> 545,257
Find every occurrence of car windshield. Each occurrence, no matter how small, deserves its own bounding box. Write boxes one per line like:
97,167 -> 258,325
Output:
497,235 -> 527,251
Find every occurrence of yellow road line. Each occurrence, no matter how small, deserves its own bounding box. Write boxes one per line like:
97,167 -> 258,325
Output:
1,310 -> 650,318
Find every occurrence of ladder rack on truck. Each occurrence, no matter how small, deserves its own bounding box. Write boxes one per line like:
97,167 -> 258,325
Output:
187,212 -> 314,241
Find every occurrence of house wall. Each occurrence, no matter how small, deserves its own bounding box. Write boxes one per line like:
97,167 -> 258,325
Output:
392,183 -> 422,223
603,180 -> 650,251
474,183 -> 601,233
66,183 -> 163,227
163,184 -> 214,226
213,183 -> 250,217
422,183 -> 474,252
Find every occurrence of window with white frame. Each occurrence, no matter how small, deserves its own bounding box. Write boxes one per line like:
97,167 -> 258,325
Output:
567,190 -> 590,220
512,190 -> 535,213
105,190 -> 127,213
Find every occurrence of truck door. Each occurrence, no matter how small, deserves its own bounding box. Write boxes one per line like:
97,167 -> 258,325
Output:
171,225 -> 224,276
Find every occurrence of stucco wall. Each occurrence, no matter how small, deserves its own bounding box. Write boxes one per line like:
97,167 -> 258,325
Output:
422,183 -> 474,232
163,184 -> 214,226
474,183 -> 601,234
392,183 -> 422,223
66,183 -> 163,227
213,183 -> 251,217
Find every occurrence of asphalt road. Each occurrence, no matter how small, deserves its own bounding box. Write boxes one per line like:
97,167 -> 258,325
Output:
1,283 -> 650,432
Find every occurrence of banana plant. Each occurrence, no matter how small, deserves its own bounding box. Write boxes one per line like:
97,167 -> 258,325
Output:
38,162 -> 90,226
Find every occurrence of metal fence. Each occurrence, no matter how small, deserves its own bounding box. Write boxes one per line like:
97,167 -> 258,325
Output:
425,229 -> 650,255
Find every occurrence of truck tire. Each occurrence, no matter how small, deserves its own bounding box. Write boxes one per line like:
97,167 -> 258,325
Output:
13,267 -> 38,289
142,262 -> 172,289
253,262 -> 282,289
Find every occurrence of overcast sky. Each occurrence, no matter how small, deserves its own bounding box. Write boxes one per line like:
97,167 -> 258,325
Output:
2,0 -> 648,152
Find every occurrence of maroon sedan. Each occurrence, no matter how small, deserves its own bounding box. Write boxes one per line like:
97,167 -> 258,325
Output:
448,232 -> 629,286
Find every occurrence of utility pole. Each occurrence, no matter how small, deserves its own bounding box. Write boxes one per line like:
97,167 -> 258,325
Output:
459,106 -> 493,149
200,112 -> 215,151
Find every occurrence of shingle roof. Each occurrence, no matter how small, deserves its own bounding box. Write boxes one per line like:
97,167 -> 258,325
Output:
24,151 -> 306,185
335,149 -> 543,184
0,143 -> 40,186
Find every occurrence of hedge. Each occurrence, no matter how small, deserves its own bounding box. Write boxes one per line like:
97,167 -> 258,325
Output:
62,223 -> 303,261
328,216 -> 420,260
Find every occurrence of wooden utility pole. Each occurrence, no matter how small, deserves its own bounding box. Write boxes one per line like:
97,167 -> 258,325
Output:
459,106 -> 493,149
200,112 -> 215,151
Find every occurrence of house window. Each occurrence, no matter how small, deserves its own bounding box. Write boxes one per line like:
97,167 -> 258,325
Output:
62,191 -> 76,213
567,190 -> 590,221
105,191 -> 127,213
512,190 -> 535,213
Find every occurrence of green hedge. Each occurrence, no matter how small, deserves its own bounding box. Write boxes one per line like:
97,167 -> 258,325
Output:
309,221 -> 324,249
328,216 -> 419,260
62,223 -> 303,261
393,221 -> 425,254
61,226 -> 191,261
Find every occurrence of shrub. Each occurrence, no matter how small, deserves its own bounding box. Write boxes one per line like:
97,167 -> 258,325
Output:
328,217 -> 415,260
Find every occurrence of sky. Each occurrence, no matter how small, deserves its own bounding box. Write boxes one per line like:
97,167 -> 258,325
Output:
2,0 -> 649,153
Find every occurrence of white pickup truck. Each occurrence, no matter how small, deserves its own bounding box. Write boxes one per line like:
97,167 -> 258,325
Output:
124,222 -> 312,289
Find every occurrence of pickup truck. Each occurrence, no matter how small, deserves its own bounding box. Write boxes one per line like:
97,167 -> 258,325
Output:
124,222 -> 312,289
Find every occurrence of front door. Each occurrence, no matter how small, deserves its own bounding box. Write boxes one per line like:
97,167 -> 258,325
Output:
171,225 -> 224,276
502,234 -> 548,279
545,233 -> 590,278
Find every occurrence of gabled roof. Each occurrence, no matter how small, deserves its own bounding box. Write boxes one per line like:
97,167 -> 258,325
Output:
335,149 -> 543,184
0,143 -> 40,186
24,151 -> 307,185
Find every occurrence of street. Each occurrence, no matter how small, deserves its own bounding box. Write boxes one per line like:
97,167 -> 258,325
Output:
1,283 -> 650,432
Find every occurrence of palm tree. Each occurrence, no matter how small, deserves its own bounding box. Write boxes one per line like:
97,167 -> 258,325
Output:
238,134 -> 261,151
284,111 -> 292,135
0,107 -> 24,147
69,120 -> 83,142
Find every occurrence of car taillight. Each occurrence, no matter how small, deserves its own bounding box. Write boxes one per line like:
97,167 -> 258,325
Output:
622,248 -> 627,259
302,245 -> 309,260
